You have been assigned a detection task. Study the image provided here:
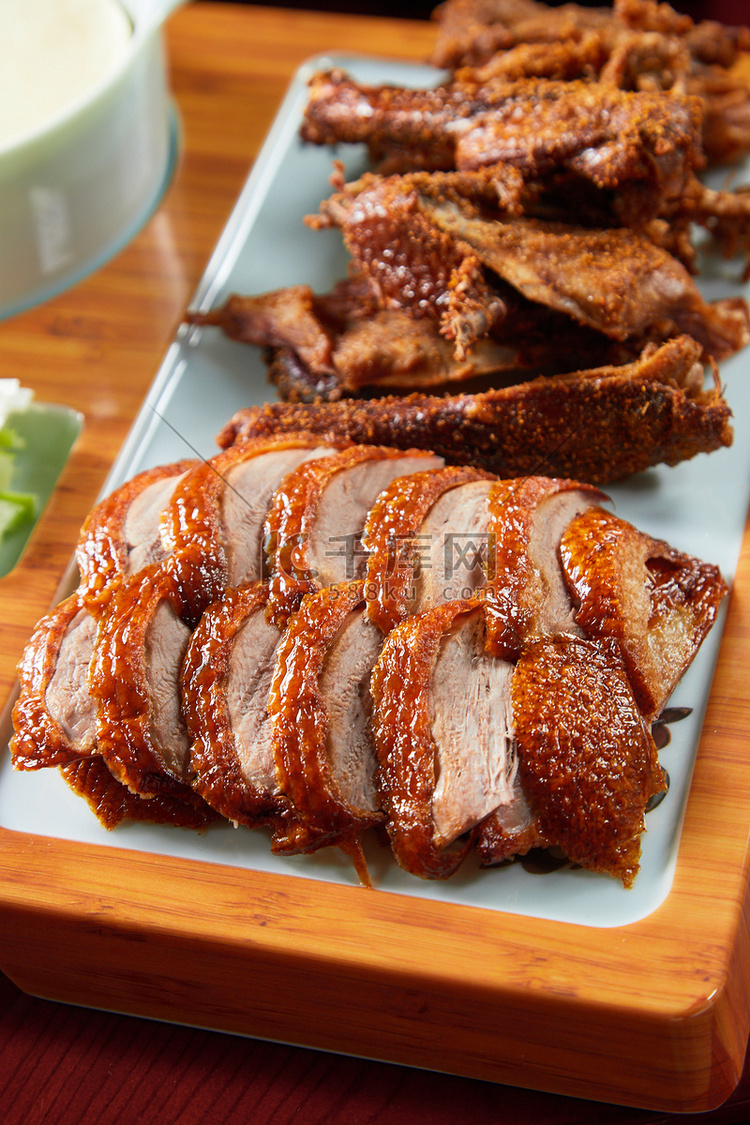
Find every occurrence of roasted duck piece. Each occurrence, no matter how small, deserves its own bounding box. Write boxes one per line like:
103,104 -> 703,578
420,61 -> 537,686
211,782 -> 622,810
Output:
431,0 -> 750,166
312,173 -> 750,360
160,433 -> 341,623
560,506 -> 728,719
218,336 -> 732,486
431,0 -> 627,71
371,599 -> 514,880
268,580 -> 385,880
191,162 -> 750,404
10,431 -> 728,887
300,43 -> 750,263
88,564 -> 205,807
483,476 -> 605,660
193,289 -> 624,401
189,295 -> 533,397
372,599 -> 666,886
264,444 -> 443,627
10,591 -> 217,828
510,633 -> 666,887
181,581 -> 291,830
362,465 -> 495,633
11,593 -> 100,772
301,69 -> 704,225
76,459 -> 197,615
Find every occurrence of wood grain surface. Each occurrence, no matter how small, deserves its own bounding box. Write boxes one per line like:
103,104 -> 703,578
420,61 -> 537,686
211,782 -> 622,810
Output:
2,4 -> 750,1123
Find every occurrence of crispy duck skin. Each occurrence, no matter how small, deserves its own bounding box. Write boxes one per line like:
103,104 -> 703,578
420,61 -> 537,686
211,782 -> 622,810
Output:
430,0 -> 750,168
419,200 -> 750,359
483,476 -> 605,659
10,592 -> 217,830
268,581 -> 385,879
311,174 -> 507,359
76,459 -> 197,615
160,433 -> 342,623
370,599 -> 486,880
87,564 -> 208,814
315,172 -> 750,359
362,465 -> 494,634
430,0 -> 622,70
432,0 -> 749,71
264,444 -> 443,628
59,757 -> 219,831
11,594 -> 97,771
181,581 -> 290,829
217,336 -> 732,486
560,506 -> 729,720
512,635 -> 666,887
300,70 -> 704,213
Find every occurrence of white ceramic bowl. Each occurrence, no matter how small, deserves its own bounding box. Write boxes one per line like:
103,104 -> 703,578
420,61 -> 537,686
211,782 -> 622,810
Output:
0,0 -> 184,320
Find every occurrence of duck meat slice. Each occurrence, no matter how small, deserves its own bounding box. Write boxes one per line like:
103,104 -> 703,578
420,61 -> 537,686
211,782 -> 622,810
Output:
268,581 -> 384,880
88,564 -> 210,816
160,433 -> 339,622
181,581 -> 288,828
560,505 -> 729,720
264,444 -> 443,627
10,591 -> 217,829
11,593 -> 100,771
217,335 -> 732,486
363,465 -> 495,634
511,635 -> 666,886
474,773 -> 549,866
371,599 -> 516,880
76,459 -> 197,615
484,476 -> 606,659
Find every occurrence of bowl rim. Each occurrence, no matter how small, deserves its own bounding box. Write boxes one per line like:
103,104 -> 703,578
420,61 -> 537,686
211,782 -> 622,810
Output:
0,0 -> 172,160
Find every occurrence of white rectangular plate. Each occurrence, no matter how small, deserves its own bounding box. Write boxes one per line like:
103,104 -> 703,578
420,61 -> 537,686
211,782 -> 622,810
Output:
2,54 -> 749,931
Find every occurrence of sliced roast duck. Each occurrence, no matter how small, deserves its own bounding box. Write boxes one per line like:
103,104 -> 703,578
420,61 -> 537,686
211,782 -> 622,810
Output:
11,430 -> 728,888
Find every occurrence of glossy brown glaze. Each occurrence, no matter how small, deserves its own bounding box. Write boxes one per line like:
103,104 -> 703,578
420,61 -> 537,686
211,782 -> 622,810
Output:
475,801 -> 549,867
269,581 -> 384,880
181,580 -> 287,829
88,563 -> 212,820
59,756 -> 219,831
75,460 -> 197,615
11,593 -> 96,771
560,505 -> 729,719
362,464 -> 494,634
484,475 -> 605,659
264,444 -> 441,627
512,635 -> 666,886
371,598 -> 482,880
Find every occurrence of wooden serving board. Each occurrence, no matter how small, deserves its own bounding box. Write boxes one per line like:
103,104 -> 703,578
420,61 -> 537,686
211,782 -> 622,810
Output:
1,5 -> 750,1115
